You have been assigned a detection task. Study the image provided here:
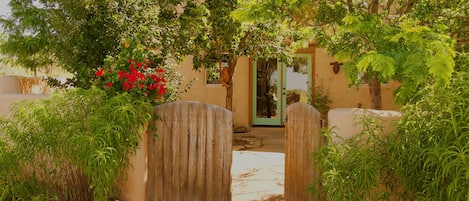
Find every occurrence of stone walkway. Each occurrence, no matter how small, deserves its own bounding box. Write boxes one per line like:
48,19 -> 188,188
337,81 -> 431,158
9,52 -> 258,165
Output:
233,127 -> 284,153
232,127 -> 285,201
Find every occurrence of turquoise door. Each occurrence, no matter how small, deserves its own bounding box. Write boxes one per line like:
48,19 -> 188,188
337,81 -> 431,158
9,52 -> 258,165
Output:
252,54 -> 312,126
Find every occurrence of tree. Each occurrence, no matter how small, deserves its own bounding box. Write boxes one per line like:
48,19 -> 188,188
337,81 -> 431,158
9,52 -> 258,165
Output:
161,0 -> 308,111
0,0 -> 164,88
237,0 -> 462,109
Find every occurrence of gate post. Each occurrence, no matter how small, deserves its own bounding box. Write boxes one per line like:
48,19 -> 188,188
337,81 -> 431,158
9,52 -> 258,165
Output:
285,102 -> 321,201
147,101 -> 232,201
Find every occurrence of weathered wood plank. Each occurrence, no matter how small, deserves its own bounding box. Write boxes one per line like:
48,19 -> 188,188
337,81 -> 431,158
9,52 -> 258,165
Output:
285,102 -> 321,201
195,104 -> 207,201
147,101 -> 232,201
205,106 -> 215,199
220,109 -> 232,201
177,102 -> 189,201
186,104 -> 198,200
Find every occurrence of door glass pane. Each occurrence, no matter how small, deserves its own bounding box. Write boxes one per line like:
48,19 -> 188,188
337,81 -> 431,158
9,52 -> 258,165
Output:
256,58 -> 279,119
285,57 -> 309,107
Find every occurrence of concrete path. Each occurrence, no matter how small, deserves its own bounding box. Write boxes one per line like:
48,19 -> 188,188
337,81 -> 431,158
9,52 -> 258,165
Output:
232,151 -> 284,201
232,127 -> 285,201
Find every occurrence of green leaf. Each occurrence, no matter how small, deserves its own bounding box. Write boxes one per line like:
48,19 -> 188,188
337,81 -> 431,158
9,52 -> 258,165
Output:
356,52 -> 395,79
426,54 -> 454,85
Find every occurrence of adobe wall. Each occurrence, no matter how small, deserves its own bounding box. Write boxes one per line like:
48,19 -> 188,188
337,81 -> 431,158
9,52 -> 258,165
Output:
177,56 -> 251,128
175,47 -> 401,127
328,108 -> 402,142
0,76 -> 49,117
314,48 -> 400,111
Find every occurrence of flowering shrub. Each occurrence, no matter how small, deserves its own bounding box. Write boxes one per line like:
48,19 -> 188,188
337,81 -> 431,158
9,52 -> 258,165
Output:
94,40 -> 167,105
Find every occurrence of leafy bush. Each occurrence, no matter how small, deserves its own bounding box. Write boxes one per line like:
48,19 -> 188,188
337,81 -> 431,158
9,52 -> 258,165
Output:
0,88 -> 152,201
387,71 -> 469,200
312,116 -> 395,201
94,39 -> 168,105
308,82 -> 332,121
92,38 -> 193,105
313,70 -> 469,200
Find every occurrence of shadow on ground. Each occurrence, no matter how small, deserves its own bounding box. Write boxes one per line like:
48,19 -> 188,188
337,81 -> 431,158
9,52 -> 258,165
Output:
252,194 -> 284,201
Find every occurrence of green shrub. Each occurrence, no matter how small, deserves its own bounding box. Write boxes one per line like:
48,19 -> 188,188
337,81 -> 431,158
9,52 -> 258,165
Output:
387,71 -> 469,200
312,116 -> 395,201
0,87 -> 152,201
308,83 -> 332,121
313,71 -> 469,200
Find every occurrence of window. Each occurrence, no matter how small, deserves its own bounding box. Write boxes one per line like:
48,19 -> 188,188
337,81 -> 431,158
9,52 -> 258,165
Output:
206,54 -> 229,85
206,64 -> 221,84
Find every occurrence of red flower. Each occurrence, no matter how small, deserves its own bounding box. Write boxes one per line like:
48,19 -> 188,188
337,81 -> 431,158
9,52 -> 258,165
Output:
138,72 -> 146,81
154,83 -> 160,89
95,56 -> 166,104
95,68 -> 105,77
118,70 -> 126,80
128,74 -> 138,83
158,85 -> 166,96
136,62 -> 143,69
150,74 -> 158,81
123,82 -> 131,91
130,66 -> 138,74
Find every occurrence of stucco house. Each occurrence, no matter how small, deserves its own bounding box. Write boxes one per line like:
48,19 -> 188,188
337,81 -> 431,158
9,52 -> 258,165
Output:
1,44 -> 400,127
177,44 -> 400,128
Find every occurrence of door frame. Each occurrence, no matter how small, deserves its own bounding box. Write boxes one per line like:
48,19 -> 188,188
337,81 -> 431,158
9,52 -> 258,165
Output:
281,53 -> 313,125
251,58 -> 282,126
251,52 -> 314,126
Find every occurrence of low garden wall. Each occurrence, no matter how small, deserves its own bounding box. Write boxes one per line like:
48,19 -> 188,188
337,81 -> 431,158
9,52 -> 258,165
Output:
0,76 -> 49,117
328,108 -> 402,142
0,76 -> 22,94
0,94 -> 49,117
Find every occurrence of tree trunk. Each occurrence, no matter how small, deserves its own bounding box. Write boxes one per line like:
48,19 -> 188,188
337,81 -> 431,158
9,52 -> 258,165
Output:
225,58 -> 238,111
368,74 -> 382,110
368,0 -> 382,110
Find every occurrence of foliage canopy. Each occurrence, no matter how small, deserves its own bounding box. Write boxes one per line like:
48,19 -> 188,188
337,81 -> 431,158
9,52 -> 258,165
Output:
0,0 -> 169,88
158,0 -> 309,110
237,0 -> 465,107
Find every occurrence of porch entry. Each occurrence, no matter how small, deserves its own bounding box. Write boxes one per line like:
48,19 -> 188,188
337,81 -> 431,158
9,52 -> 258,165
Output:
252,53 -> 312,126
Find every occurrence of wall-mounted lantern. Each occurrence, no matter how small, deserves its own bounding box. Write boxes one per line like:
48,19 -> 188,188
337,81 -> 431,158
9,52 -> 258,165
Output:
329,62 -> 343,74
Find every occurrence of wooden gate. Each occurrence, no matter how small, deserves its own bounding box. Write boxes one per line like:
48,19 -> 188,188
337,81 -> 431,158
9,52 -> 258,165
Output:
285,102 -> 322,201
146,101 -> 232,201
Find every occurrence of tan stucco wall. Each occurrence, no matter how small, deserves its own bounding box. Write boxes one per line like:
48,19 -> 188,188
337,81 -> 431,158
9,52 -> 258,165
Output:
119,128 -> 148,201
314,48 -> 400,111
177,47 -> 400,126
178,56 -> 251,128
0,76 -> 22,94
